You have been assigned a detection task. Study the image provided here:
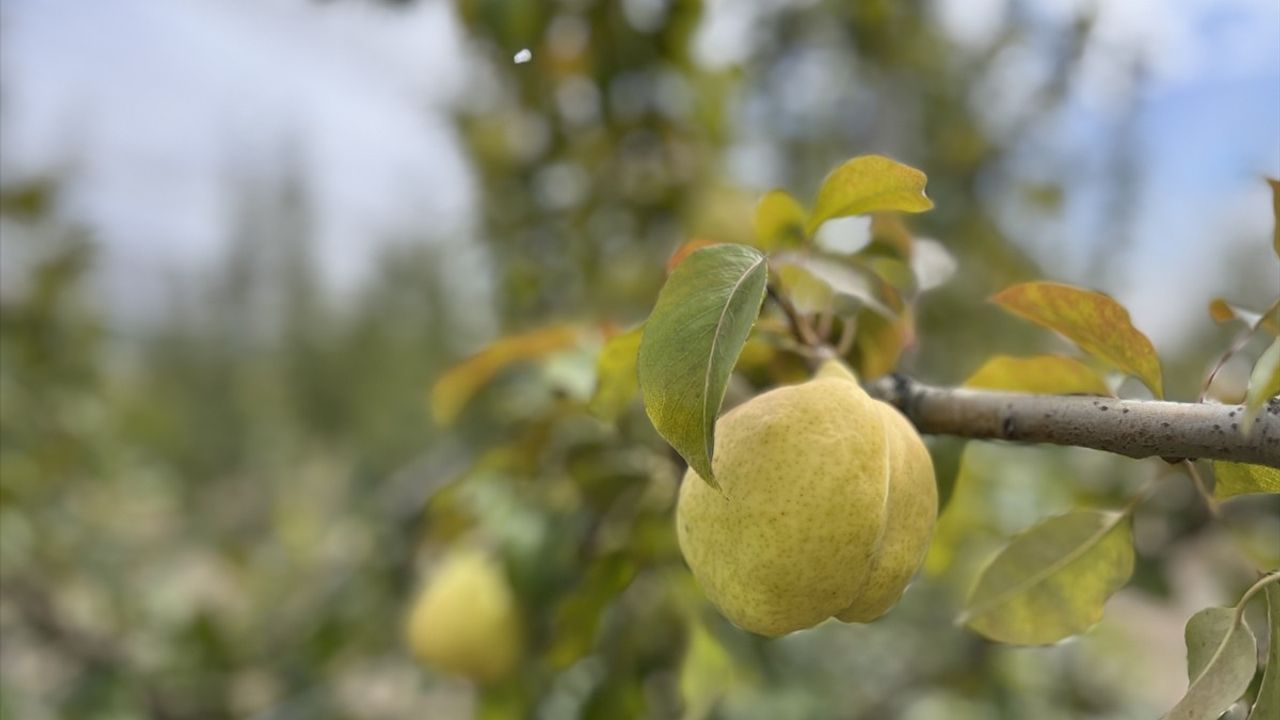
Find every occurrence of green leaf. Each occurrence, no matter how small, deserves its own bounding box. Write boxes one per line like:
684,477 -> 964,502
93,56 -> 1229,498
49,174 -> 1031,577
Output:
680,622 -> 736,720
1167,606 -> 1257,720
1213,462 -> 1280,499
588,325 -> 645,422
962,510 -> 1134,645
638,244 -> 768,485
1253,583 -> 1280,720
547,553 -> 637,669
991,282 -> 1164,398
752,190 -> 807,251
964,355 -> 1111,396
806,155 -> 933,236
1243,337 -> 1280,433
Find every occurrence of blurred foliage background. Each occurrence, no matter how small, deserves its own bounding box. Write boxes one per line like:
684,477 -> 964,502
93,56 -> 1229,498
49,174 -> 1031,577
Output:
1,1 -> 1278,718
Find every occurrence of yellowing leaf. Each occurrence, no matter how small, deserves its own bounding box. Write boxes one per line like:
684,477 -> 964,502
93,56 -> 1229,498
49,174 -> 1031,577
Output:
962,510 -> 1134,645
1209,298 -> 1280,336
964,355 -> 1111,396
752,190 -> 807,251
588,324 -> 644,422
854,307 -> 915,380
991,282 -> 1163,398
1243,337 -> 1280,432
1253,583 -> 1280,720
1167,606 -> 1257,720
638,244 -> 768,485
1213,461 -> 1280,499
431,324 -> 581,425
806,155 -> 933,236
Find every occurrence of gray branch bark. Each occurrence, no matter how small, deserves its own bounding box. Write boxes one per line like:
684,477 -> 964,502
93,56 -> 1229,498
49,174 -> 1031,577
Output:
864,375 -> 1280,467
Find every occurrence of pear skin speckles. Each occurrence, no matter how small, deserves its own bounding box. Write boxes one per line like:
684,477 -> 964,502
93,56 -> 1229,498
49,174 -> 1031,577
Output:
677,365 -> 937,636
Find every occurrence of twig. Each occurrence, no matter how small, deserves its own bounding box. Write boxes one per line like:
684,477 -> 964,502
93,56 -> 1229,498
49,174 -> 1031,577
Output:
767,286 -> 821,348
1200,328 -> 1258,401
864,375 -> 1280,466
835,315 -> 857,357
1182,460 -> 1221,518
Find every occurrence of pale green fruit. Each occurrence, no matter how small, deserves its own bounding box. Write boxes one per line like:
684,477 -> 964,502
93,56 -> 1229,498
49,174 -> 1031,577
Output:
676,361 -> 937,636
406,548 -> 522,683
836,402 -> 937,622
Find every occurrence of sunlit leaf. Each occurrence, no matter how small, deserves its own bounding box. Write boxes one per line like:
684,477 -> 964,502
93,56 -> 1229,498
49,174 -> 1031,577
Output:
667,238 -> 721,274
1213,462 -> 1280,499
910,238 -> 957,292
1253,583 -> 1280,720
638,244 -> 768,485
773,252 -> 896,318
962,510 -> 1134,645
588,324 -> 645,422
1242,337 -> 1280,433
964,355 -> 1111,396
991,282 -> 1163,398
431,324 -> 581,425
1166,606 -> 1257,720
806,155 -> 933,236
751,190 -> 807,251
774,263 -> 834,315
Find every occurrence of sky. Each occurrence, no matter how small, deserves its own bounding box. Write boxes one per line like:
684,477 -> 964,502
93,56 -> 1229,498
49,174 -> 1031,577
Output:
1,0 -> 1277,351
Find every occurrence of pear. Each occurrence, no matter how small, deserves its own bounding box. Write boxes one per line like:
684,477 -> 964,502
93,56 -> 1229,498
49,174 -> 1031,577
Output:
406,548 -> 522,683
676,360 -> 937,636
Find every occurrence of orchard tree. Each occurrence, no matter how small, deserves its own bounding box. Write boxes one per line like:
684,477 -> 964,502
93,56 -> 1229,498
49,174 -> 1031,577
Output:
418,158 -> 1279,718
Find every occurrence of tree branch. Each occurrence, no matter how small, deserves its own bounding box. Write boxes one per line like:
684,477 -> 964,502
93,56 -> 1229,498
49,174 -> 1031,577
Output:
864,375 -> 1280,467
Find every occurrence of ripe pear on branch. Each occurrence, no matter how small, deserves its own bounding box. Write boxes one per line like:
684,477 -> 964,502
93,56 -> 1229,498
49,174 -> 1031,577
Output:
677,360 -> 937,636
406,547 -> 523,684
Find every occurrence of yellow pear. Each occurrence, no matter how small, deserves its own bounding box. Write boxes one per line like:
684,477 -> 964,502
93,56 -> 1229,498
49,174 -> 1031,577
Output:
406,547 -> 522,683
676,360 -> 937,636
